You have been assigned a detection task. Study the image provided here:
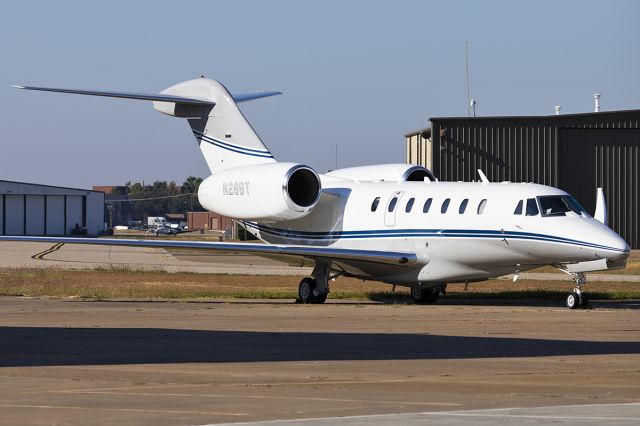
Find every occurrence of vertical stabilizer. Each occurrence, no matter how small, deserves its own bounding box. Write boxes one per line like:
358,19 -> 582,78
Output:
154,78 -> 276,173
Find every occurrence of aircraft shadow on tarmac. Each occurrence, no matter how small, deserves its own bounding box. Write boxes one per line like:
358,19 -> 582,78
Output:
1,327 -> 639,367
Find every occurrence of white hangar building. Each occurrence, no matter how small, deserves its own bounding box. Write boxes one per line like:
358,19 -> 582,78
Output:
0,180 -> 105,236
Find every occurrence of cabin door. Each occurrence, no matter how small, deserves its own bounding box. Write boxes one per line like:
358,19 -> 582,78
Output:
384,191 -> 403,227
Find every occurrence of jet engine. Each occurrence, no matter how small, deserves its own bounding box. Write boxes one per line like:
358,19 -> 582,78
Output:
198,162 -> 322,222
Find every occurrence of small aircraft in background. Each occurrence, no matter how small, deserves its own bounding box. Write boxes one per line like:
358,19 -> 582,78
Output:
1,78 -> 629,308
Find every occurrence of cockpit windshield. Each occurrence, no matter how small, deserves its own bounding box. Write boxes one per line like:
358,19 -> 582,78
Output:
537,195 -> 590,217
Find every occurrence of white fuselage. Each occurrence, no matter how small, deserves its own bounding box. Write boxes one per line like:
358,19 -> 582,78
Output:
239,178 -> 629,285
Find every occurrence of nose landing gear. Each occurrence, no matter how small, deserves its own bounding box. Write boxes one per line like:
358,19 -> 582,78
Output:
566,272 -> 590,309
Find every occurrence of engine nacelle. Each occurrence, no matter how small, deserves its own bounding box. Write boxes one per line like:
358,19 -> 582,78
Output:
198,163 -> 322,222
324,164 -> 436,182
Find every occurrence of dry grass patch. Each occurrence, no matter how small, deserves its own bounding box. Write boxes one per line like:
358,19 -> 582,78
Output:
1,268 -> 640,301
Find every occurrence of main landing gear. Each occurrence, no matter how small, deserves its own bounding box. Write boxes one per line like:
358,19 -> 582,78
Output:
410,284 -> 445,304
566,272 -> 590,309
297,262 -> 332,304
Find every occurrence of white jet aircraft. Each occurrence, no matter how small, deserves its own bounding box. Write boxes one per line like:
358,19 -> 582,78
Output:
2,78 -> 630,309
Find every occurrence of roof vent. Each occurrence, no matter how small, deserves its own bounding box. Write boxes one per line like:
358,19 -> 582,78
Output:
594,94 -> 601,112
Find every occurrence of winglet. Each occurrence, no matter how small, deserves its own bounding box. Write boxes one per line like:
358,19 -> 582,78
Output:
594,187 -> 608,226
477,169 -> 489,184
232,91 -> 282,103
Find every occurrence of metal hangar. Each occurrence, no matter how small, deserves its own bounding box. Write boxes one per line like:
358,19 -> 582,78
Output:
0,180 -> 105,236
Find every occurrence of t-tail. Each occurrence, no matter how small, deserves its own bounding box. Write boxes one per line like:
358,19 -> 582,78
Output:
12,78 -> 281,173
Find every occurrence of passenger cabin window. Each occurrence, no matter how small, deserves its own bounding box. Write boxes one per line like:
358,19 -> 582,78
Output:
423,198 -> 433,213
405,197 -> 415,213
371,197 -> 380,212
514,200 -> 523,215
441,198 -> 451,213
388,197 -> 398,212
525,198 -> 539,216
459,199 -> 469,214
538,195 -> 589,217
477,199 -> 487,214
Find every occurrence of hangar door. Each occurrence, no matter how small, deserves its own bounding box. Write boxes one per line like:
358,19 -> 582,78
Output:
4,195 -> 24,235
559,128 -> 640,248
25,195 -> 45,235
1,194 -> 87,236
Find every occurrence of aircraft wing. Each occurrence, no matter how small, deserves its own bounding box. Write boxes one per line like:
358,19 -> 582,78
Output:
0,236 -> 418,267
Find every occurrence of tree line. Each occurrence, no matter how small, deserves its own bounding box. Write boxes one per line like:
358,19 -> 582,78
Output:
116,176 -> 207,220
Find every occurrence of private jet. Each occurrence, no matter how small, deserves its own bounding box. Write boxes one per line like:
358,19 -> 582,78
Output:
1,78 -> 630,309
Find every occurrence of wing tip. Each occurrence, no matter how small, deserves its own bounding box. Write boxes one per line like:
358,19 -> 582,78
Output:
11,84 -> 26,89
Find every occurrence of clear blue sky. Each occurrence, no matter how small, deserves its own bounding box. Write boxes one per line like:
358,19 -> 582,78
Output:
1,0 -> 638,188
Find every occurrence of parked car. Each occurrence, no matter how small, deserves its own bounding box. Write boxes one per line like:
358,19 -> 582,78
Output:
154,226 -> 178,236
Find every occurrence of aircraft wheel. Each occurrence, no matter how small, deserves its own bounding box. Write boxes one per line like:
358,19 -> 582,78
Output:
312,291 -> 328,304
579,293 -> 589,308
298,278 -> 316,304
566,292 -> 580,309
411,285 -> 440,304
423,287 -> 440,303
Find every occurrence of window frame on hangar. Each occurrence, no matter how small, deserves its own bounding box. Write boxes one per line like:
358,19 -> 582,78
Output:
405,109 -> 640,248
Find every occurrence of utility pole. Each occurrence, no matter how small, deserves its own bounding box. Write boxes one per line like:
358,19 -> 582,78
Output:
465,41 -> 471,117
335,144 -> 338,170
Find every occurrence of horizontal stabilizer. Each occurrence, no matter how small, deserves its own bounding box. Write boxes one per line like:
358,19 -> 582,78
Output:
11,85 -> 214,105
232,91 -> 282,103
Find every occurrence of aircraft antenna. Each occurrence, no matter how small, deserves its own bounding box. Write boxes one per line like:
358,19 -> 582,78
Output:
465,41 -> 471,117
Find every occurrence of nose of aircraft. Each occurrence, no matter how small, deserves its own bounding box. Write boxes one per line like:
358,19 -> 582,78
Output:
594,225 -> 630,262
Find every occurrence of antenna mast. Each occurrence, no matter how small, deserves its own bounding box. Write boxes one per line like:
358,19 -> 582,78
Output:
465,41 -> 471,117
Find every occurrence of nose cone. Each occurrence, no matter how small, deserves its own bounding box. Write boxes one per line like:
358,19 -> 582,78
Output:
593,225 -> 630,262
610,235 -> 630,261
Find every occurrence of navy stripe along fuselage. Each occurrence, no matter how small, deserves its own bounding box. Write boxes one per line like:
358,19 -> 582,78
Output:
239,221 -> 627,253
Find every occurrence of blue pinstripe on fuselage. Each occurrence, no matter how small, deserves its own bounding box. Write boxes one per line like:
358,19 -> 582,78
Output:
238,221 -> 627,253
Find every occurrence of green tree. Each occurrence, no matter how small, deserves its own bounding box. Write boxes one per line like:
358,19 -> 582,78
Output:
121,176 -> 206,221
181,176 -> 204,212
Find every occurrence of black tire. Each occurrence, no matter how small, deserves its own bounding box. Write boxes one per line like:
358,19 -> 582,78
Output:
312,291 -> 328,304
579,293 -> 589,308
566,292 -> 580,309
411,285 -> 440,304
298,278 -> 316,304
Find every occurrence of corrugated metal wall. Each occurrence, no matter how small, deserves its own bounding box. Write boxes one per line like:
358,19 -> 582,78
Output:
432,120 -> 559,185
429,110 -> 640,247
